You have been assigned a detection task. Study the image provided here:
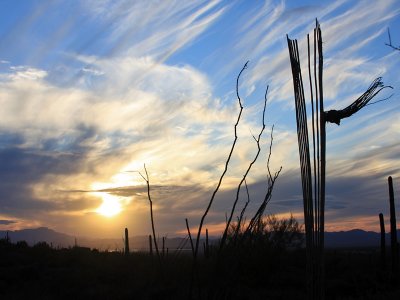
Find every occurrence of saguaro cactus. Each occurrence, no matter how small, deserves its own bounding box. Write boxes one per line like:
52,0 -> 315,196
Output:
149,234 -> 153,255
379,213 -> 386,270
287,20 -> 391,299
388,176 -> 398,274
124,228 -> 129,255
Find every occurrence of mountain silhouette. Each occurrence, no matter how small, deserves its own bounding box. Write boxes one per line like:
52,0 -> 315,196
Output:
324,229 -> 399,248
1,227 -> 399,249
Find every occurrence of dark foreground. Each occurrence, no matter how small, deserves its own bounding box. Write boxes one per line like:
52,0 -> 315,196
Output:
1,241 -> 399,299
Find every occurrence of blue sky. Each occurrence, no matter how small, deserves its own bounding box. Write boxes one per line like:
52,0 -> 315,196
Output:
0,0 -> 399,238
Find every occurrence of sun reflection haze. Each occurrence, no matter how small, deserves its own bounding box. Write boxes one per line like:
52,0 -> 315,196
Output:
94,192 -> 123,217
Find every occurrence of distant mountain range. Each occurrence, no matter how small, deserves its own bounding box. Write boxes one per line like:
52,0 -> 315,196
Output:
0,227 -> 192,251
1,227 -> 399,250
324,229 -> 399,248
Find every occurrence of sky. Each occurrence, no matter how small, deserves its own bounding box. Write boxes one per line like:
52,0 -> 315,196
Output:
0,0 -> 399,238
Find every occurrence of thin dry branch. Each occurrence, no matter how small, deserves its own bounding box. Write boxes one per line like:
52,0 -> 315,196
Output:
139,164 -> 161,263
219,85 -> 269,251
385,28 -> 400,51
233,178 -> 251,243
244,126 -> 282,235
172,235 -> 189,259
193,61 -> 248,259
185,218 -> 195,258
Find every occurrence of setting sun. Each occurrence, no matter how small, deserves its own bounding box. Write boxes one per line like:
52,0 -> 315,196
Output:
95,193 -> 123,217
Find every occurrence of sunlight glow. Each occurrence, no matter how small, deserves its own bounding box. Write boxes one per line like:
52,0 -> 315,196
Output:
90,167 -> 140,218
95,193 -> 123,217
91,172 -> 137,191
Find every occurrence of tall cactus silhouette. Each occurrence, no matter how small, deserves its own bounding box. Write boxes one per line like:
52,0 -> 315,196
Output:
124,228 -> 129,255
287,20 -> 391,299
149,234 -> 153,255
388,176 -> 398,276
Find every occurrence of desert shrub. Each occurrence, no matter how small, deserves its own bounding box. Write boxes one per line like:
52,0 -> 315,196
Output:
207,214 -> 305,296
265,214 -> 304,250
33,241 -> 51,250
225,213 -> 304,251
16,240 -> 29,249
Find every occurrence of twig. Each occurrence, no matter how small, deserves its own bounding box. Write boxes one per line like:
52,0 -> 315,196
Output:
172,235 -> 189,259
185,218 -> 195,258
193,61 -> 248,259
139,164 -> 161,265
244,126 -> 282,235
385,28 -> 400,51
219,85 -> 269,251
233,178 -> 251,243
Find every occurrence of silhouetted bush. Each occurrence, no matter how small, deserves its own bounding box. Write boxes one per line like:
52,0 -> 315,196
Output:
16,240 -> 29,249
33,241 -> 51,250
225,214 -> 304,251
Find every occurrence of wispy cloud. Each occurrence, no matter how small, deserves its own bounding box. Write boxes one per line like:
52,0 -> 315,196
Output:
0,219 -> 17,225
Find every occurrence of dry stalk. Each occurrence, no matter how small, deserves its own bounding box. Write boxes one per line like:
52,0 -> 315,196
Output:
244,126 -> 282,235
385,28 -> 400,51
185,218 -> 195,257
139,164 -> 161,265
219,85 -> 269,251
193,61 -> 248,259
233,179 -> 250,243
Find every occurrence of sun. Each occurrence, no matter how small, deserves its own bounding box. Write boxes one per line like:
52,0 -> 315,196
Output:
95,193 -> 122,217
90,168 -> 139,217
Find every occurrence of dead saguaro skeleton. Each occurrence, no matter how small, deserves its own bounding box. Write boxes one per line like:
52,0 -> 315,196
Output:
287,20 -> 392,299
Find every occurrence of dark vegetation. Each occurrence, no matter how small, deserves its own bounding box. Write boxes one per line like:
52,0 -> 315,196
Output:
1,226 -> 400,299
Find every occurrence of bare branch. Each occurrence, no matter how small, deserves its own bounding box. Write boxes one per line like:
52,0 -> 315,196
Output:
185,218 -> 195,258
140,164 -> 161,264
219,84 -> 269,251
266,125 -> 274,181
233,178 -> 251,243
385,28 -> 400,51
244,125 -> 282,235
193,61 -> 248,259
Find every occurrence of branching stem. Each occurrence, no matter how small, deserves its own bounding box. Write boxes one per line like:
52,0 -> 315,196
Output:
193,61 -> 248,259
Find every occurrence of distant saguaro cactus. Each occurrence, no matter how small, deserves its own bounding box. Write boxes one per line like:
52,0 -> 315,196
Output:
388,176 -> 398,275
149,234 -> 153,255
379,213 -> 386,270
124,228 -> 129,255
